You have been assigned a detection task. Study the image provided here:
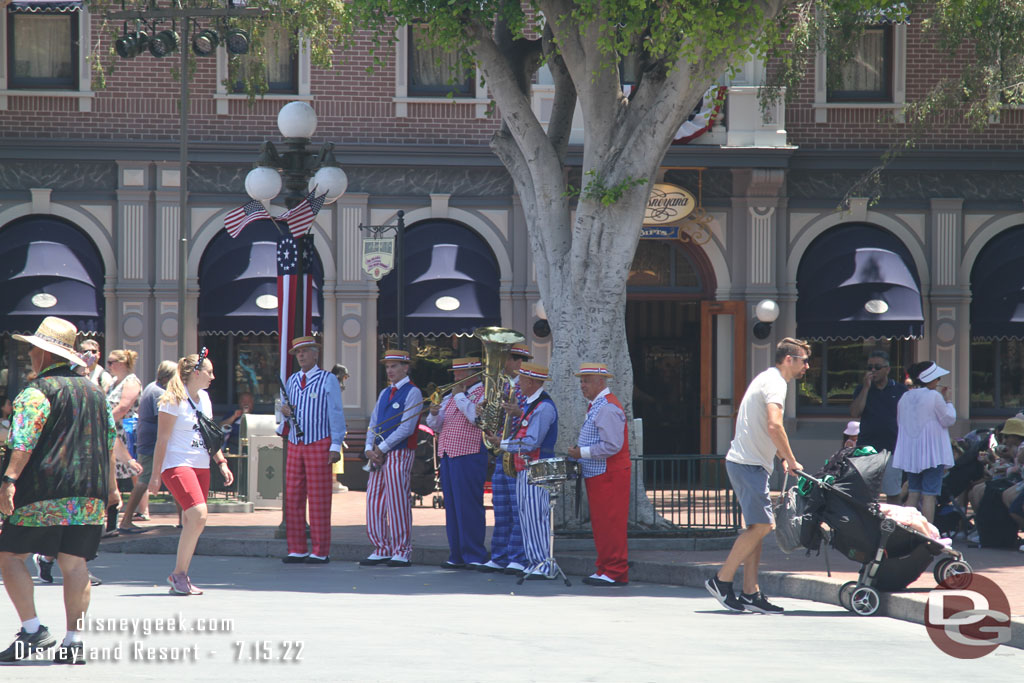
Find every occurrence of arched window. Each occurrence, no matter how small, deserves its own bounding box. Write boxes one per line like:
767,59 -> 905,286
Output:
627,240 -> 706,294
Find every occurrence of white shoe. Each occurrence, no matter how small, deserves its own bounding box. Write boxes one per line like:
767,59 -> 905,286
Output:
506,562 -> 526,572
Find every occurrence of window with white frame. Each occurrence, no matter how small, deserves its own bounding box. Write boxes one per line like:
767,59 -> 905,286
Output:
1,1 -> 93,111
233,25 -> 297,94
813,18 -> 906,121
394,24 -> 486,117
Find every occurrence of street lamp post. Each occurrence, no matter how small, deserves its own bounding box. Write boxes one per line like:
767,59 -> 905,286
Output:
244,101 -> 347,536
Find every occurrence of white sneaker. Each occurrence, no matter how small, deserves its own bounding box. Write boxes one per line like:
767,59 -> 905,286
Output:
506,562 -> 526,572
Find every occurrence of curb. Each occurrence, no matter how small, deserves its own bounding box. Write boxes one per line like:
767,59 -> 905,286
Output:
105,536 -> 1024,650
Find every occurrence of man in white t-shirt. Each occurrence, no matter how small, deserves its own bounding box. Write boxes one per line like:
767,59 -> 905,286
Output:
705,337 -> 808,615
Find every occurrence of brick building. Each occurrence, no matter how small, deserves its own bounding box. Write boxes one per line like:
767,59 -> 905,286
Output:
2,2 -> 1023,468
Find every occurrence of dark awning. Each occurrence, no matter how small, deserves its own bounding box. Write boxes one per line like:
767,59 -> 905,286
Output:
971,225 -> 1024,339
199,221 -> 323,335
378,221 -> 500,336
8,1 -> 82,12
797,223 -> 923,340
0,217 -> 104,334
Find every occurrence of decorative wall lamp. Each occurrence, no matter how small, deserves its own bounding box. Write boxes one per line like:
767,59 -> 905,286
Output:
753,299 -> 780,339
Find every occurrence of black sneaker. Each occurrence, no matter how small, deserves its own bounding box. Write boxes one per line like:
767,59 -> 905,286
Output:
89,573 -> 102,586
739,591 -> 785,615
704,576 -> 744,612
0,626 -> 57,662
33,554 -> 54,584
54,641 -> 86,665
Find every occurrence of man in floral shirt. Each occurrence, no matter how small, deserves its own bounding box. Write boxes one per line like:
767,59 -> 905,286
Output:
0,316 -> 117,665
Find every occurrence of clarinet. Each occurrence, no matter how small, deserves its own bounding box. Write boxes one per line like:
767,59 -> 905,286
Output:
280,388 -> 305,441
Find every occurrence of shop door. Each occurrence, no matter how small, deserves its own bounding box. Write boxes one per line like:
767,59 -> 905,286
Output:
699,301 -> 747,454
626,300 -> 701,455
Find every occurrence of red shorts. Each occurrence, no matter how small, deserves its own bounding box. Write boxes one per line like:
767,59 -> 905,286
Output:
161,467 -> 210,511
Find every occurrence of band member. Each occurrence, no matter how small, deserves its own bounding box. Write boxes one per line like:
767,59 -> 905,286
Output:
278,337 -> 346,564
361,349 -> 421,567
426,357 -> 488,569
567,362 -> 630,586
0,317 -> 117,664
481,342 -> 531,574
498,362 -> 558,579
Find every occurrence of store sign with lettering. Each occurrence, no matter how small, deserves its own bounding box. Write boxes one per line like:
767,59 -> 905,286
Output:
644,183 -> 696,225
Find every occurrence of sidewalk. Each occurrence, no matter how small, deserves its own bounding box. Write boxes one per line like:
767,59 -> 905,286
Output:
105,490 -> 1024,648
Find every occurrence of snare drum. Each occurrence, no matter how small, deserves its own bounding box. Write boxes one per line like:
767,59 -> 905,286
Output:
526,457 -> 578,485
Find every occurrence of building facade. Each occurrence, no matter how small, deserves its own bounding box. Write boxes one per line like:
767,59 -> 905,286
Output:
2,3 -> 1023,471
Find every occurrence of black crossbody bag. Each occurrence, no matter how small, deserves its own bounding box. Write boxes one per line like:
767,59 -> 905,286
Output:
187,396 -> 223,456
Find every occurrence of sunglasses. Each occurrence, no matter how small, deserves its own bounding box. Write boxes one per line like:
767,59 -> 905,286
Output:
867,364 -> 888,371
788,355 -> 809,365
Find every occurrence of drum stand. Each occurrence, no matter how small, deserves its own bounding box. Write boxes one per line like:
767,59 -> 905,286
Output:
517,481 -> 571,587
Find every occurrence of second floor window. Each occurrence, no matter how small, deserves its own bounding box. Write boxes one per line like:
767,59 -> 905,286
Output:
7,10 -> 78,90
235,26 -> 296,94
828,24 -> 892,102
407,24 -> 473,97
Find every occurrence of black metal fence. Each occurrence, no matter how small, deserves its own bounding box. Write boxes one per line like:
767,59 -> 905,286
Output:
554,454 -> 741,537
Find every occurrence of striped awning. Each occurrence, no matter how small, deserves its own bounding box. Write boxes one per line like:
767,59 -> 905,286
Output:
7,1 -> 82,12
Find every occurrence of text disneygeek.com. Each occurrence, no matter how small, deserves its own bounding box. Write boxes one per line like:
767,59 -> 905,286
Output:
77,613 -> 234,637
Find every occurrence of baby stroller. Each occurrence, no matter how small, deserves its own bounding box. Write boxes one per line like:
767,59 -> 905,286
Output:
795,448 -> 973,616
409,424 -> 439,507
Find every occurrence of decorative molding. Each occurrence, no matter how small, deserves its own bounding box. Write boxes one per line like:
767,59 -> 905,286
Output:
122,203 -> 145,280
748,206 -> 774,285
159,205 -> 179,281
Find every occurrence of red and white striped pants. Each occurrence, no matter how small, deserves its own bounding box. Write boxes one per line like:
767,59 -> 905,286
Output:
366,447 -> 414,559
286,437 -> 334,557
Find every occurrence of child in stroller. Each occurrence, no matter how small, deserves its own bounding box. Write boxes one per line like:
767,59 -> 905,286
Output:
792,447 -> 972,616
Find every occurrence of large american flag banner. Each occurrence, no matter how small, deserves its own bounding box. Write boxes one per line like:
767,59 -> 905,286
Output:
276,235 -> 315,385
279,190 -> 327,238
224,199 -> 271,238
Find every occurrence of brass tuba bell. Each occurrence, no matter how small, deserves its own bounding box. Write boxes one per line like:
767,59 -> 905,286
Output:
473,326 -> 526,470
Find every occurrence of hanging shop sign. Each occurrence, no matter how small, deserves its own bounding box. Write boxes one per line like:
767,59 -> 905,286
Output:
362,237 -> 395,280
644,183 -> 697,226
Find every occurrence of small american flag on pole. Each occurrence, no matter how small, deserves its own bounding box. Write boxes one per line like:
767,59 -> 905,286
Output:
279,190 -> 327,238
223,199 -> 271,238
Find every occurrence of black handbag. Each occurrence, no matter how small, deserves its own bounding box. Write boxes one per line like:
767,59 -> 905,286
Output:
188,396 -> 224,456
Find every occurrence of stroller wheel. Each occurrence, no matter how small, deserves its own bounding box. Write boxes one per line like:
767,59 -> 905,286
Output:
850,586 -> 881,616
934,559 -> 973,589
838,581 -> 858,611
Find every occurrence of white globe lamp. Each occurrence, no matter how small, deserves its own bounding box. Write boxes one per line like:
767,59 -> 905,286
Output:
244,166 -> 282,202
309,165 -> 348,204
753,299 -> 780,339
277,101 -> 317,139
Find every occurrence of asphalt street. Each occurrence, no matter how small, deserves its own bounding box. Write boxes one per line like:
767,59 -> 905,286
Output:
0,553 -> 1020,681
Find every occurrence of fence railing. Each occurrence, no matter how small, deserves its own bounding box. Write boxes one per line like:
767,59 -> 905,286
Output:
554,454 -> 741,537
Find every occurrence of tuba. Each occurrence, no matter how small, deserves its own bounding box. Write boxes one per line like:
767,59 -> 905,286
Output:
473,326 -> 526,471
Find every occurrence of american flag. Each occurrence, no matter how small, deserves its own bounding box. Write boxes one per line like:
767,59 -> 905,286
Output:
223,199 -> 271,238
276,235 -> 315,386
279,190 -> 327,238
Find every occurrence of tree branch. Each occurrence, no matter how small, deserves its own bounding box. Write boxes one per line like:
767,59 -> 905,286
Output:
543,24 -> 577,163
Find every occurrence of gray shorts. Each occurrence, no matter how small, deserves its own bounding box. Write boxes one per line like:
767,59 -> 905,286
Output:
137,449 -> 154,485
726,460 -> 773,526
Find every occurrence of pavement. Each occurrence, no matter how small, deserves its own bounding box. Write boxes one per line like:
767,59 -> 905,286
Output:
10,554 -> 1023,680
103,490 -> 1024,650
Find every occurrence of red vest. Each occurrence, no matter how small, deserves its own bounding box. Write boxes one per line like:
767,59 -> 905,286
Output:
603,393 -> 631,473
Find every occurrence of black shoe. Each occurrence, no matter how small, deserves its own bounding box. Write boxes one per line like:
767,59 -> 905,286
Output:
386,558 -> 411,567
476,562 -> 501,573
0,626 -> 57,662
439,561 -> 465,569
704,576 -> 744,612
582,576 -> 627,586
526,572 -> 553,581
739,591 -> 784,615
33,555 -> 54,584
89,573 -> 102,587
503,566 -> 525,576
305,556 -> 330,565
359,556 -> 389,566
54,641 -> 86,665
282,555 -> 309,564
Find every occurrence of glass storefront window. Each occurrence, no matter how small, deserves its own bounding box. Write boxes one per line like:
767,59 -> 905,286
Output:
797,338 -> 913,413
199,334 -> 280,412
971,338 -> 1024,414
628,240 -> 703,291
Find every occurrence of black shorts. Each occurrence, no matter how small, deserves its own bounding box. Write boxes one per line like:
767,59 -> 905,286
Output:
0,522 -> 102,560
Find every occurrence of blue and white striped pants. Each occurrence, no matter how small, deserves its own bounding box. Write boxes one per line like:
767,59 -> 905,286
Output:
489,458 -> 527,566
515,470 -> 551,573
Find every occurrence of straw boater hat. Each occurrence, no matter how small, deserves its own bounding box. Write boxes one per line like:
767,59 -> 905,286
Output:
509,343 -> 532,359
574,362 -> 614,378
289,336 -> 321,354
448,357 -> 483,372
518,362 -> 549,381
380,348 -> 411,364
13,316 -> 83,367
